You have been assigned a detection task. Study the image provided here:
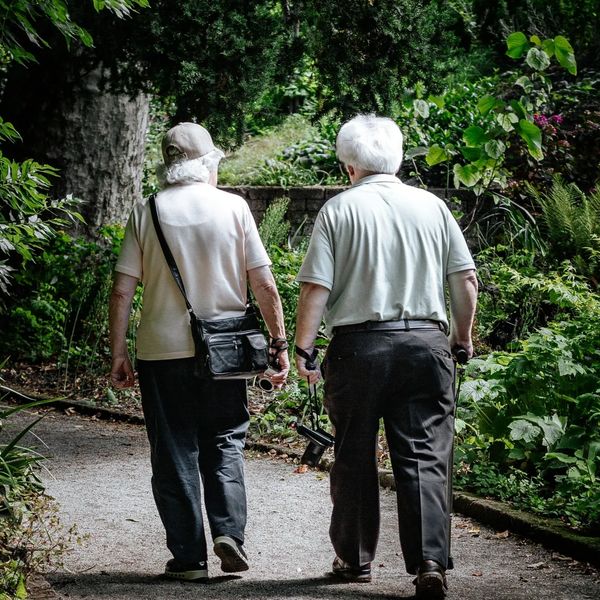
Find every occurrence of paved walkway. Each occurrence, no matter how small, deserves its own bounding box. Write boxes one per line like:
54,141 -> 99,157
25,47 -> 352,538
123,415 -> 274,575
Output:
19,409 -> 600,599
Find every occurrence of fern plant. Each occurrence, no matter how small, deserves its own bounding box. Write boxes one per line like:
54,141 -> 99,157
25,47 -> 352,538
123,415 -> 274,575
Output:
527,177 -> 600,287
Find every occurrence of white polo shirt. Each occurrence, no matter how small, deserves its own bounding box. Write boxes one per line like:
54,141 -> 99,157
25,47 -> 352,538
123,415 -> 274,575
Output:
116,183 -> 271,360
297,175 -> 475,336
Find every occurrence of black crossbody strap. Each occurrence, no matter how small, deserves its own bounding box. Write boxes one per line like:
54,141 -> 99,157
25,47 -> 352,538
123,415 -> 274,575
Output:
148,194 -> 195,316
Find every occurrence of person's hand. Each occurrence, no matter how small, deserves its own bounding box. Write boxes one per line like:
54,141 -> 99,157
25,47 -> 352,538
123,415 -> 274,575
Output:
295,346 -> 321,385
267,349 -> 290,390
110,356 -> 135,388
448,334 -> 473,361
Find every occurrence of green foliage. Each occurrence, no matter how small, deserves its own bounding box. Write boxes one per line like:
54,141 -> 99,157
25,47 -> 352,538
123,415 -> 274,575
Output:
406,32 -> 577,202
528,177 -> 600,286
0,227 -> 124,369
303,0 -> 463,117
0,0 -> 147,64
258,197 -> 306,340
0,118 -> 84,295
457,270 -> 600,530
472,0 -> 599,67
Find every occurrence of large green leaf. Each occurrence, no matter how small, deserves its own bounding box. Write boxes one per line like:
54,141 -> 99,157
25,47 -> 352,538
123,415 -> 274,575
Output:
496,112 -> 518,132
554,36 -> 577,75
526,47 -> 550,71
453,163 -> 481,188
425,144 -> 449,166
484,140 -> 506,160
463,126 -> 488,147
509,419 -> 540,444
478,95 -> 503,116
517,119 -> 543,161
459,146 -> 482,162
506,31 -> 528,59
404,146 -> 428,160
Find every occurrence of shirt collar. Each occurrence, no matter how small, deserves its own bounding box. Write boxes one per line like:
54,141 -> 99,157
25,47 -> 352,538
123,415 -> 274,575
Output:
351,173 -> 402,188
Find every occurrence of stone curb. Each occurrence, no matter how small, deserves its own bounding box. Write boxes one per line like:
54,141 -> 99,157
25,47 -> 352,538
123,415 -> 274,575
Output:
3,386 -> 600,574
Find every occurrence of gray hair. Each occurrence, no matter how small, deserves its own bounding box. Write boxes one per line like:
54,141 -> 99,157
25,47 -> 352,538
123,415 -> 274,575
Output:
336,114 -> 403,175
157,149 -> 225,187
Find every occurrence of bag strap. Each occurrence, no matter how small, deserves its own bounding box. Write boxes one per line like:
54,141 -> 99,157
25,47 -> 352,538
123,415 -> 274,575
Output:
148,194 -> 196,318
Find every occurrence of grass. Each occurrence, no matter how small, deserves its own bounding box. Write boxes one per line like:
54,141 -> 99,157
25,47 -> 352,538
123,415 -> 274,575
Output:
218,114 -> 318,186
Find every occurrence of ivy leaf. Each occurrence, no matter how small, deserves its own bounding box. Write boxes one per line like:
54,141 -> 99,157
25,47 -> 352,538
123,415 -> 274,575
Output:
554,36 -> 577,75
463,126 -> 488,147
453,163 -> 481,188
509,419 -> 540,444
425,144 -> 449,166
517,119 -> 543,161
526,47 -> 550,71
413,99 -> 430,119
506,31 -> 529,59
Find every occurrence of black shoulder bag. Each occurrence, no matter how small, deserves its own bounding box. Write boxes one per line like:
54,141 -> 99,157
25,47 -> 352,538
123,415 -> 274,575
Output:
149,195 -> 269,379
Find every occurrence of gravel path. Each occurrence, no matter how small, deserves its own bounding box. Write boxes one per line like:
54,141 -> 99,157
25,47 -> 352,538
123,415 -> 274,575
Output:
12,407 -> 600,600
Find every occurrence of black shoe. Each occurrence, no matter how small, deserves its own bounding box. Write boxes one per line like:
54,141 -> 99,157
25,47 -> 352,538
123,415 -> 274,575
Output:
164,558 -> 208,581
414,560 -> 448,598
330,556 -> 372,583
213,535 -> 249,573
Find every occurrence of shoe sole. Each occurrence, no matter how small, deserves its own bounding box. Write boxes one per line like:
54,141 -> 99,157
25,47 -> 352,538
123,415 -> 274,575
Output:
330,570 -> 372,583
164,569 -> 208,582
416,573 -> 447,598
214,540 -> 249,573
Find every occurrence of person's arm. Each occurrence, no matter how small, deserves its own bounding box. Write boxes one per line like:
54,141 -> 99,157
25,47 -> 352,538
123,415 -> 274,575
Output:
294,282 -> 330,384
109,272 -> 139,389
447,269 -> 478,359
248,265 -> 289,385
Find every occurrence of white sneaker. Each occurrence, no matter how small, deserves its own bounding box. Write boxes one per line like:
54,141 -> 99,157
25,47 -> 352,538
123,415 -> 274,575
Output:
213,535 -> 249,573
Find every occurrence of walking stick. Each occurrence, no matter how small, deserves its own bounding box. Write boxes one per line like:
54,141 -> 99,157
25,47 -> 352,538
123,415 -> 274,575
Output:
447,346 -> 468,569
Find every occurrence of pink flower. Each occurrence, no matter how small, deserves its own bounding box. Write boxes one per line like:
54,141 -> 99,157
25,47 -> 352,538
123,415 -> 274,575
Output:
534,113 -> 549,127
551,114 -> 564,125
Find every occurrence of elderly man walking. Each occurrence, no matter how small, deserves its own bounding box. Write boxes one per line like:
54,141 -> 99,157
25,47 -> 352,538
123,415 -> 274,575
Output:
109,122 -> 289,581
295,114 -> 477,599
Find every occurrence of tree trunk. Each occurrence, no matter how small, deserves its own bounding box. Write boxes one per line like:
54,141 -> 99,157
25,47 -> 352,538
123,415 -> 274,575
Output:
1,58 -> 149,235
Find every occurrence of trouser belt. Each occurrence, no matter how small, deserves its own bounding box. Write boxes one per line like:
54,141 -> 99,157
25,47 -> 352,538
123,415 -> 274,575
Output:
333,319 -> 447,335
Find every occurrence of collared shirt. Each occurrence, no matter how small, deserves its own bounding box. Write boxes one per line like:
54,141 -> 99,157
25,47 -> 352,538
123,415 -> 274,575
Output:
297,174 -> 475,336
115,183 -> 270,360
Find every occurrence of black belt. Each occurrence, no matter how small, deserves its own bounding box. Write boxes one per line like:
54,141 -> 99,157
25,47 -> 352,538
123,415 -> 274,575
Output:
333,319 -> 447,335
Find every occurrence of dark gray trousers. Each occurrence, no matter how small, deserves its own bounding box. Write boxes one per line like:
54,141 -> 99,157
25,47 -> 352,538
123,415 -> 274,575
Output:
323,329 -> 455,574
138,358 -> 249,564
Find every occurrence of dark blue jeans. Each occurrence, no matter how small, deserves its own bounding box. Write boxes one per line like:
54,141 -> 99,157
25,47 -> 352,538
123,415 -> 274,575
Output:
137,358 -> 249,564
323,329 -> 455,574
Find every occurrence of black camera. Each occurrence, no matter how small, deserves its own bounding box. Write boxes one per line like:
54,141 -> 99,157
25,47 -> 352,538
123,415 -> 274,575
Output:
296,423 -> 335,467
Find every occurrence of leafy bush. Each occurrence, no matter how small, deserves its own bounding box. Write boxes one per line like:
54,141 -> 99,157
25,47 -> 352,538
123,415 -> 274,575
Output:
0,397 -> 78,599
457,270 -> 600,531
528,177 -> 600,286
0,227 -> 127,388
258,197 -> 306,340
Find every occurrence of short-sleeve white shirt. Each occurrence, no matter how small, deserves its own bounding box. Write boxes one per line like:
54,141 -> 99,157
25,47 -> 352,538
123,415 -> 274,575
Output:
116,182 -> 271,360
297,175 -> 475,336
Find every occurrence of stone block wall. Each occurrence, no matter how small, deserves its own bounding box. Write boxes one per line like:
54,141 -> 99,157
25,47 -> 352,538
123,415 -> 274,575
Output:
219,185 -> 473,236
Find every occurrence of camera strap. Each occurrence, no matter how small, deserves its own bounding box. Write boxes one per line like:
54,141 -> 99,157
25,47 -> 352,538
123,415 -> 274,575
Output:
295,345 -> 321,430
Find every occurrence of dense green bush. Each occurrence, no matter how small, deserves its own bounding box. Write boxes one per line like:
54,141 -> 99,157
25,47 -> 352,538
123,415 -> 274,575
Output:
458,253 -> 600,531
0,227 -> 125,377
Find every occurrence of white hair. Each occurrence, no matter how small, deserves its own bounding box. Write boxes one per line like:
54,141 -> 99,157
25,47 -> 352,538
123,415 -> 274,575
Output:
157,149 -> 225,187
336,114 -> 403,174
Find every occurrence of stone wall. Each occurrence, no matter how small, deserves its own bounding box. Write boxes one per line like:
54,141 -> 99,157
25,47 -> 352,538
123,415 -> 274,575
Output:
220,185 -> 473,235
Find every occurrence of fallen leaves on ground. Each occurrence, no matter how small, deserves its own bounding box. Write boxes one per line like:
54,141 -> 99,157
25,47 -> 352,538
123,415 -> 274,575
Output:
293,464 -> 309,474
